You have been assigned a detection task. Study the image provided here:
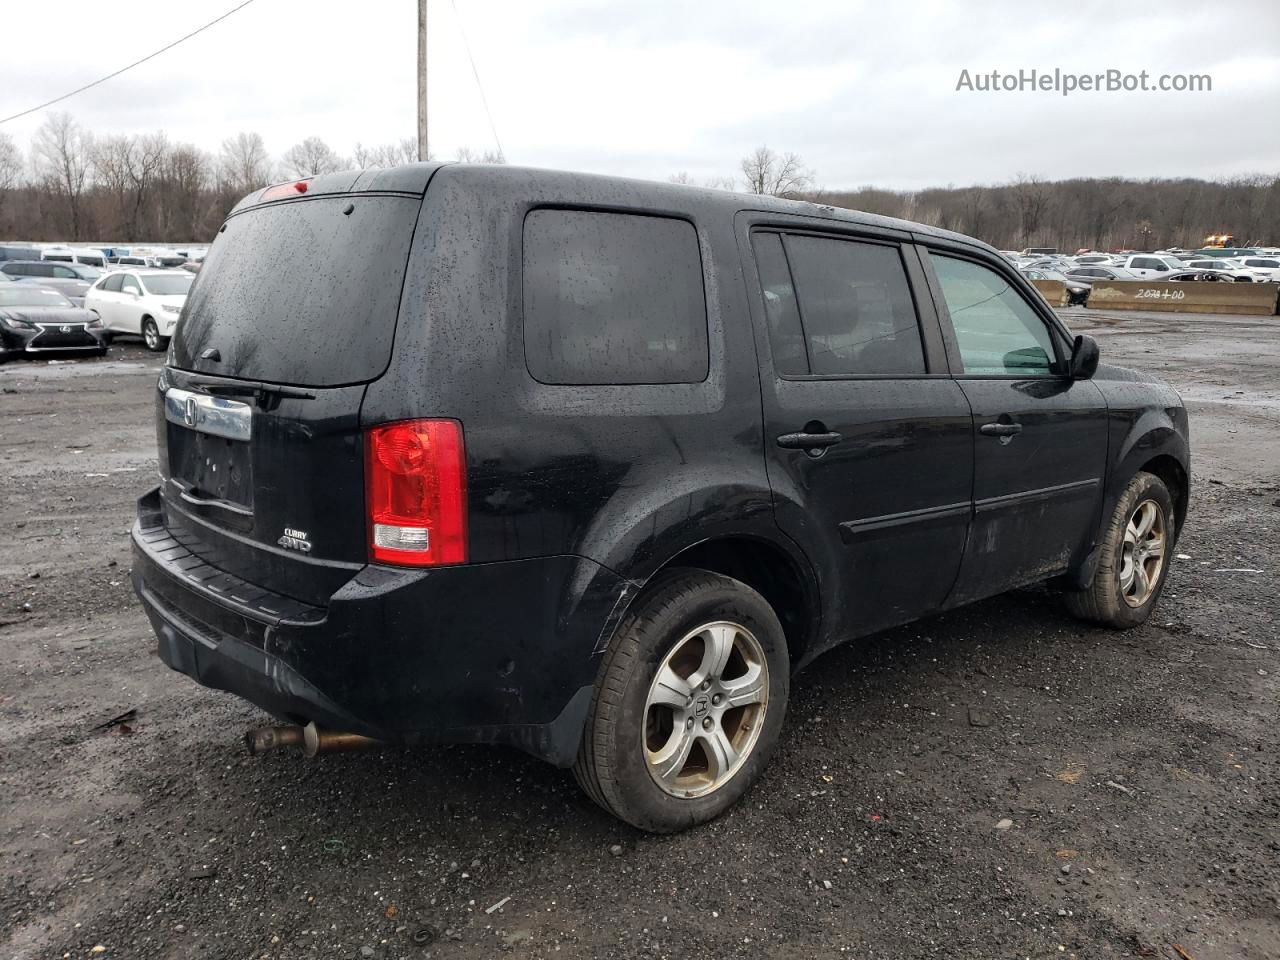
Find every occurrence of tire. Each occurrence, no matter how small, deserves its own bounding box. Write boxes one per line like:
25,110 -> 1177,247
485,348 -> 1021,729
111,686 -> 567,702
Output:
574,569 -> 789,833
1065,471 -> 1175,628
141,317 -> 168,352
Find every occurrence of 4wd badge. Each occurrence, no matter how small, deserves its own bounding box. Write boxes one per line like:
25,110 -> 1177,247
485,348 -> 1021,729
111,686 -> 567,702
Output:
278,528 -> 312,553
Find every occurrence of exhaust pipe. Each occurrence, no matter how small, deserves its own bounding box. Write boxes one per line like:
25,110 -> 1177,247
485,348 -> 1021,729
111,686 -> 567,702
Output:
245,721 -> 379,757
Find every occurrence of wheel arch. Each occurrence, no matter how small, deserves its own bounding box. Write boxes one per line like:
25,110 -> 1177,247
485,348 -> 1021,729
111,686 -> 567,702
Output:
629,533 -> 821,672
1070,416 -> 1189,590
1138,452 -> 1188,534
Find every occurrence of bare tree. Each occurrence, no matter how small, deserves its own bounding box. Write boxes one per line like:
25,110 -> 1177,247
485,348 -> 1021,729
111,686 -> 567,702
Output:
740,146 -> 813,197
0,132 -> 23,230
93,133 -> 169,240
93,135 -> 134,235
281,136 -> 345,178
455,146 -> 505,163
352,138 -> 422,168
218,131 -> 271,197
31,112 -> 94,239
669,171 -> 737,191
1012,173 -> 1051,247
156,143 -> 213,240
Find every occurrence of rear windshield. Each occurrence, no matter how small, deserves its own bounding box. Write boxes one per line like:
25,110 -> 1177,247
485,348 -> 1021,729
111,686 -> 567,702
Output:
172,195 -> 420,386
140,273 -> 193,295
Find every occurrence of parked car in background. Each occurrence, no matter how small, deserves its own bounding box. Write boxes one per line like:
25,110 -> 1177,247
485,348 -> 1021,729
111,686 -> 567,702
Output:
1232,256 -> 1280,282
1073,253 -> 1117,266
1165,270 -> 1241,282
0,244 -> 42,263
1118,254 -> 1187,280
131,163 -> 1190,833
1021,268 -> 1092,305
84,269 -> 193,351
1066,265 -> 1136,283
0,260 -> 102,306
1183,259 -> 1261,281
0,283 -> 107,361
1023,257 -> 1076,271
112,255 -> 158,269
41,246 -> 108,268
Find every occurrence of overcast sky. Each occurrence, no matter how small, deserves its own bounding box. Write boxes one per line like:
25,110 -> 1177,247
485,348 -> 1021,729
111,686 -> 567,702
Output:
2,0 -> 1278,191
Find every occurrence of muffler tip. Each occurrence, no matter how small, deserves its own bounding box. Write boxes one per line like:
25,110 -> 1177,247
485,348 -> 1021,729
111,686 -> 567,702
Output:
244,725 -> 306,755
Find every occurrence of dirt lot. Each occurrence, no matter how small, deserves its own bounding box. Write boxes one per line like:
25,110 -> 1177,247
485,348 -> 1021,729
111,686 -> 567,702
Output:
2,312 -> 1277,960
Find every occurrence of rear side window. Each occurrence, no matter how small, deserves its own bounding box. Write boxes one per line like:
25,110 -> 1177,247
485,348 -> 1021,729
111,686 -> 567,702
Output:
103,274 -> 123,292
931,254 -> 1058,376
751,233 -> 807,376
522,209 -> 708,385
781,234 -> 925,376
172,196 -> 420,386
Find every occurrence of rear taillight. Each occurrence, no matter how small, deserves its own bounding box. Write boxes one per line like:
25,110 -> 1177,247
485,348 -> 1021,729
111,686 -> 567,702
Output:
365,419 -> 467,567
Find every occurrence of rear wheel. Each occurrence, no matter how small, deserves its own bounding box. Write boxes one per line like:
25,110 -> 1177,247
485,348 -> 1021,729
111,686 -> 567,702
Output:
1065,471 -> 1175,628
574,569 -> 789,832
142,316 -> 167,352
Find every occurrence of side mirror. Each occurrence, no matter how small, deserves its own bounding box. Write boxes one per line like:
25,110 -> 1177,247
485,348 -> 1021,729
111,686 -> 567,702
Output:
1069,334 -> 1100,380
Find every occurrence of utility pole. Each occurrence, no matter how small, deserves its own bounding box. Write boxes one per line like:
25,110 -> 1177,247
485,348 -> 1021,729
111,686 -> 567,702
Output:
417,0 -> 428,162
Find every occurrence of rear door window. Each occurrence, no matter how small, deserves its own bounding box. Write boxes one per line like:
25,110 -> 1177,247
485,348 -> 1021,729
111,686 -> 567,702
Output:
779,234 -> 925,376
522,209 -> 708,385
103,274 -> 124,292
171,195 -> 421,386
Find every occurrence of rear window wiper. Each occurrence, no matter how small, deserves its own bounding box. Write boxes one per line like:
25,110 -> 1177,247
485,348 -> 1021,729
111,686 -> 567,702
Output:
182,374 -> 316,402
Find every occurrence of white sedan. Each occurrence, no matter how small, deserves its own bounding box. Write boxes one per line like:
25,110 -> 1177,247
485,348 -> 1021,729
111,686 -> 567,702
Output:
84,269 -> 193,351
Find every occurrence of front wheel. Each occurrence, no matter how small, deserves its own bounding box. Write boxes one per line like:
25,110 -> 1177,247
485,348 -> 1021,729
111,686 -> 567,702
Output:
1065,471 -> 1176,628
141,317 -> 168,352
574,569 -> 789,833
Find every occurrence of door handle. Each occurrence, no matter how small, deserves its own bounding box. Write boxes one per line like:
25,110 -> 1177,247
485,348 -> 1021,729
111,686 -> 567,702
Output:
979,422 -> 1023,437
776,431 -> 843,450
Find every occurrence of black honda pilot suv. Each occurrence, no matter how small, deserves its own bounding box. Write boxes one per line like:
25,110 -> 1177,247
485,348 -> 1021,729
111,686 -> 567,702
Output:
132,163 -> 1189,832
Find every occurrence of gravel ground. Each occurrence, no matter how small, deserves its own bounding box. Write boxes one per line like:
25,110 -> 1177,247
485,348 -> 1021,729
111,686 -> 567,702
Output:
1,313 -> 1277,960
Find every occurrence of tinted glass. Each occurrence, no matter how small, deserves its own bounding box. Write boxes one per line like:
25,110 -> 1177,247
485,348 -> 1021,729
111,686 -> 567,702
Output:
783,234 -> 924,376
103,274 -> 123,293
172,196 -> 420,386
751,232 -> 807,376
523,209 -> 708,385
932,255 -> 1057,376
121,276 -> 141,294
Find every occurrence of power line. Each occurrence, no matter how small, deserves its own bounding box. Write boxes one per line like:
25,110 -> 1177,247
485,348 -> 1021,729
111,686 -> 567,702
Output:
450,0 -> 505,160
0,0 -> 259,126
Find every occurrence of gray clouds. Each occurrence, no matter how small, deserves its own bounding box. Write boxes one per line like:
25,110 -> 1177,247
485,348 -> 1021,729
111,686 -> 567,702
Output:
1,0 -> 1276,189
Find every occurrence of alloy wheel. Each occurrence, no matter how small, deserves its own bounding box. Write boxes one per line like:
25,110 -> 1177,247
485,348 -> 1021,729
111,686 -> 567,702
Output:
643,621 -> 769,799
1120,498 -> 1167,607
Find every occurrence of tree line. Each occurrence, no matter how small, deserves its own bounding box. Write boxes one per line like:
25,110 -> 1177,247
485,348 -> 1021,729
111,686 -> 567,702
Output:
683,146 -> 1279,251
0,113 -> 502,244
1,118 -> 1275,251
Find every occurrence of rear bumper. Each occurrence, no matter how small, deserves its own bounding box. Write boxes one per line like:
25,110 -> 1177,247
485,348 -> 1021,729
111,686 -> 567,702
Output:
131,488 -> 629,766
